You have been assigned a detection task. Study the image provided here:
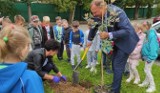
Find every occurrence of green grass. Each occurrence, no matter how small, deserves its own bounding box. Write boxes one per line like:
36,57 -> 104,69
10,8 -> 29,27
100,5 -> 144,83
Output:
44,51 -> 160,93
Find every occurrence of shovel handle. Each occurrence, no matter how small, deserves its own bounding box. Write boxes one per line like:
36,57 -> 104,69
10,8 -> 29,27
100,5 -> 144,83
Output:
73,47 -> 89,70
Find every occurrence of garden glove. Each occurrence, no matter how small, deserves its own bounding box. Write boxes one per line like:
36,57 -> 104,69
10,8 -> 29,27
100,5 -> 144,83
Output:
61,75 -> 67,81
52,76 -> 60,83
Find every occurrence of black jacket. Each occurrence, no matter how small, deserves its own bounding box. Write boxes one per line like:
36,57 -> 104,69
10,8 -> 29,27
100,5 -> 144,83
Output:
24,48 -> 59,78
63,26 -> 72,44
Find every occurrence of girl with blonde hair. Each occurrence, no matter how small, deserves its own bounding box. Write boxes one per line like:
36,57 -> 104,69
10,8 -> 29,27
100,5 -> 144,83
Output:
0,25 -> 44,93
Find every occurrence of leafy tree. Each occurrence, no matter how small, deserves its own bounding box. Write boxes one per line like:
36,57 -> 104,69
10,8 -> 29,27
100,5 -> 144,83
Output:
50,0 -> 93,24
125,0 -> 146,19
0,0 -> 17,17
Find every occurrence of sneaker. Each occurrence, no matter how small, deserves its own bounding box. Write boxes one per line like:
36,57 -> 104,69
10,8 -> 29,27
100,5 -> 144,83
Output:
126,78 -> 133,83
138,82 -> 149,87
146,87 -> 156,93
85,65 -> 91,69
133,79 -> 140,84
96,61 -> 99,65
90,67 -> 97,73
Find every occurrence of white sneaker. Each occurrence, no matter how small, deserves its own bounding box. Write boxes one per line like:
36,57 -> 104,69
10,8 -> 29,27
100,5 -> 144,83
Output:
90,67 -> 95,72
96,61 -> 99,65
85,65 -> 91,69
90,67 -> 97,73
126,77 -> 133,83
133,79 -> 140,84
138,82 -> 148,87
146,87 -> 156,93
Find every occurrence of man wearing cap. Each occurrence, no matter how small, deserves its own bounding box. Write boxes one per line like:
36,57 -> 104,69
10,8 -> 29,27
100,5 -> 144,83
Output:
28,15 -> 45,50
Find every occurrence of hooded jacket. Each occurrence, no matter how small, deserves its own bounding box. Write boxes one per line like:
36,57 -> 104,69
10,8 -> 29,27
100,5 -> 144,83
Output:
0,62 -> 44,93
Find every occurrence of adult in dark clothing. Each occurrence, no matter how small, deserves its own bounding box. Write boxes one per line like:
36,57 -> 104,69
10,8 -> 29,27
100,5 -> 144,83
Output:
41,16 -> 54,43
88,0 -> 139,93
25,39 -> 66,83
62,19 -> 72,62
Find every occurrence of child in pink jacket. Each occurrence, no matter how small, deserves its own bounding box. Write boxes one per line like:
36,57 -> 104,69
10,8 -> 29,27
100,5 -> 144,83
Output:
126,23 -> 146,84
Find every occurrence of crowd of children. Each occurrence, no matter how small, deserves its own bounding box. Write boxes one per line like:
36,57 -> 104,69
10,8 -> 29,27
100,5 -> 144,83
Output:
0,14 -> 159,93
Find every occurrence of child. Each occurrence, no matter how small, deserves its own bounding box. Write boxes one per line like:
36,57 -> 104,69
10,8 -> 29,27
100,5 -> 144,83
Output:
53,16 -> 64,60
41,16 -> 54,43
14,15 -> 25,26
0,25 -> 44,93
84,22 -> 100,73
138,21 -> 159,93
62,19 -> 72,62
25,39 -> 66,83
126,23 -> 146,84
69,21 -> 84,69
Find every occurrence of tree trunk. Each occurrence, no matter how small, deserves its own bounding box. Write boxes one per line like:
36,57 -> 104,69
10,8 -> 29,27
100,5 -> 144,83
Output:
68,6 -> 76,24
134,4 -> 139,20
27,2 -> 32,22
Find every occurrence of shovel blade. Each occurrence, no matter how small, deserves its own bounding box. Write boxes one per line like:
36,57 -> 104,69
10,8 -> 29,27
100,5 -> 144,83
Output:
72,70 -> 79,84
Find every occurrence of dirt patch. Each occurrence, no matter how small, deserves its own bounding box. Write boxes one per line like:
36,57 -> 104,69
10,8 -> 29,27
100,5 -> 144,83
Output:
79,81 -> 93,89
49,82 -> 91,93
93,85 -> 109,93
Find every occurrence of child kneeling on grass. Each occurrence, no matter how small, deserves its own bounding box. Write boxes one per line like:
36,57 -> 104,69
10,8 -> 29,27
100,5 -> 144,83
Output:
138,21 -> 159,93
25,39 -> 66,83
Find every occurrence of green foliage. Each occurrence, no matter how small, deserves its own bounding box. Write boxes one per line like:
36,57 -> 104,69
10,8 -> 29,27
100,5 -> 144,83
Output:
155,4 -> 160,16
0,0 -> 17,17
44,51 -> 160,93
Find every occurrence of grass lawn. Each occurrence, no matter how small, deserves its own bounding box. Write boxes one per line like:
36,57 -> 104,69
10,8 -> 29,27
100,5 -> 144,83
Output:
44,51 -> 160,93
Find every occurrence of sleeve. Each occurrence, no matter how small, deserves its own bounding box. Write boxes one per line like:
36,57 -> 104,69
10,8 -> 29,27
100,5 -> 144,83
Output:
80,30 -> 84,44
111,11 -> 133,39
53,25 -> 57,40
95,33 -> 101,51
69,31 -> 72,48
83,31 -> 88,48
88,24 -> 99,41
24,70 -> 44,93
50,26 -> 55,39
33,54 -> 46,78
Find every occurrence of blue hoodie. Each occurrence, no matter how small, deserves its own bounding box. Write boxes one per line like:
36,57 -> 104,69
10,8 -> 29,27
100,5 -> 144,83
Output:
141,28 -> 159,63
0,62 -> 44,93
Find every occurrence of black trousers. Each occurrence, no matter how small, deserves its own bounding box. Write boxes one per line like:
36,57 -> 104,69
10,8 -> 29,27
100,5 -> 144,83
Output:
65,44 -> 71,61
111,46 -> 129,93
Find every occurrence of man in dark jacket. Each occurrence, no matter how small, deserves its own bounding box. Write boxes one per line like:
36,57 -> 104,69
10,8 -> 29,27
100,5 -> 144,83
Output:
62,19 -> 72,62
89,0 -> 139,93
25,39 -> 66,83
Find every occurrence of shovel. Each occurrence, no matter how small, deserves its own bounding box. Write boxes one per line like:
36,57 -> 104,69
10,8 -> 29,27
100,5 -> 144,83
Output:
72,47 -> 89,84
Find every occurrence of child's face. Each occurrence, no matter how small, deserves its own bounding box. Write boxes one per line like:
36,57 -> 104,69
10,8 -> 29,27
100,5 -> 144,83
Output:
72,27 -> 78,32
56,20 -> 62,26
62,22 -> 68,29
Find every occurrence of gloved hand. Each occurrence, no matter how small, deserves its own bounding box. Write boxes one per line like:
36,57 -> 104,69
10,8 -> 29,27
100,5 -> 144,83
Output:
60,75 -> 67,81
52,76 -> 60,83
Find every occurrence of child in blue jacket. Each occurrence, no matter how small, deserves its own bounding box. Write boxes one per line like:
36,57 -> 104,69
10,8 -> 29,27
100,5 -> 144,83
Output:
138,21 -> 159,93
0,25 -> 44,93
69,21 -> 84,69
